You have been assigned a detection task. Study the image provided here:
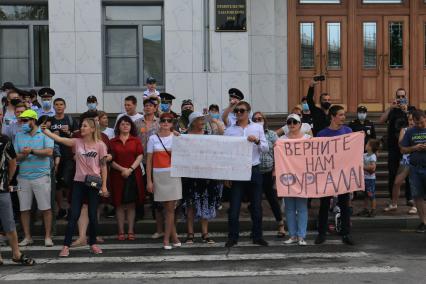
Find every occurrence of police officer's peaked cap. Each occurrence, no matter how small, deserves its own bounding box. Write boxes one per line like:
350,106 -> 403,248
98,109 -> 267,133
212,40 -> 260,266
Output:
228,88 -> 244,100
160,92 -> 176,102
38,87 -> 55,98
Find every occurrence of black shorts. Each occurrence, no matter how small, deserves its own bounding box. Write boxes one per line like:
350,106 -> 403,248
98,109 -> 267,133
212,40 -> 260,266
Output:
56,159 -> 75,189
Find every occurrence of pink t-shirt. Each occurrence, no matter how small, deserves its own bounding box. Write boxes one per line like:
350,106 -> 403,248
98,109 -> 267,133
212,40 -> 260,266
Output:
73,138 -> 108,182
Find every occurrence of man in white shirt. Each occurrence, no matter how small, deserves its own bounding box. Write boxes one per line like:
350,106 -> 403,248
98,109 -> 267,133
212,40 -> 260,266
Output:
224,101 -> 269,248
115,95 -> 144,126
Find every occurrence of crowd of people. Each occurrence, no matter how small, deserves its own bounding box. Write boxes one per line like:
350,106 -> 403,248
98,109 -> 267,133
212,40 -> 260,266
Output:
0,75 -> 425,265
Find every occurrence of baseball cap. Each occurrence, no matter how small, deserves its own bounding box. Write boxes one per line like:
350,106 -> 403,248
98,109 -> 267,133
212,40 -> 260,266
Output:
286,113 -> 301,123
19,109 -> 38,120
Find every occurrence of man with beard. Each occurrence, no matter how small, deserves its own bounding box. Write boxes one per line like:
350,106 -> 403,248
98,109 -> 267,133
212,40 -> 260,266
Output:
306,77 -> 331,136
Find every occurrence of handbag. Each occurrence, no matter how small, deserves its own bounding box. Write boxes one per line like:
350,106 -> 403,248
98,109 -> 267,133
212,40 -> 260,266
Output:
82,142 -> 103,191
122,172 -> 138,204
84,175 -> 103,191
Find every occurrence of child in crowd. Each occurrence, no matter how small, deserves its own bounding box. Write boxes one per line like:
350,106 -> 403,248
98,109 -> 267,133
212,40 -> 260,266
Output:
358,139 -> 381,217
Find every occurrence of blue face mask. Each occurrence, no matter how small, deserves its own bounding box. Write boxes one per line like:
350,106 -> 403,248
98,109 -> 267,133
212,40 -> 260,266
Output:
302,103 -> 309,112
42,100 -> 52,109
160,103 -> 170,112
87,103 -> 97,111
210,113 -> 220,120
21,123 -> 31,133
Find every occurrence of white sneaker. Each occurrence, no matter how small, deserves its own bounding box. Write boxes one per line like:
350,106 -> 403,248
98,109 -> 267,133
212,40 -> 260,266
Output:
172,242 -> 182,248
384,204 -> 397,212
408,207 -> 418,215
18,238 -> 34,247
283,238 -> 298,245
151,232 -> 164,239
298,239 -> 307,246
45,238 -> 54,247
163,245 -> 172,250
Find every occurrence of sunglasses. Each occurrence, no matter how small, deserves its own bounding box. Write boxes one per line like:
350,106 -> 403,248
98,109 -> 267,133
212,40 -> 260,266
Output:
253,117 -> 264,122
286,119 -> 299,125
160,118 -> 173,123
396,95 -> 406,99
234,108 -> 247,114
20,118 -> 30,123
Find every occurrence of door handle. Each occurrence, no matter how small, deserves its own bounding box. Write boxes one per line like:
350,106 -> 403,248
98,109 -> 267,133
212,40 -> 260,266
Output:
322,54 -> 328,75
316,54 -> 320,73
377,54 -> 383,75
383,54 -> 389,74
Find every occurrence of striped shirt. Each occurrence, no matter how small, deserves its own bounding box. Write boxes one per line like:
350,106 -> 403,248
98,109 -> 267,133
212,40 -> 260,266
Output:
14,128 -> 54,180
147,134 -> 172,173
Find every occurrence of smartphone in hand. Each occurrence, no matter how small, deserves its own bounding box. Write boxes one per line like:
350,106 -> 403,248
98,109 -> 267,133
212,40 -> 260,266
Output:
313,75 -> 325,82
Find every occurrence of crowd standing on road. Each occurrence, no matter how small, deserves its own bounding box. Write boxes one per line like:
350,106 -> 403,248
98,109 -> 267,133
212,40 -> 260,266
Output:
0,75 -> 425,266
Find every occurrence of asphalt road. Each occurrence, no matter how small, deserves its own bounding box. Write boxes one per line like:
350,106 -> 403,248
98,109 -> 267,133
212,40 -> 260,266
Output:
0,227 -> 425,283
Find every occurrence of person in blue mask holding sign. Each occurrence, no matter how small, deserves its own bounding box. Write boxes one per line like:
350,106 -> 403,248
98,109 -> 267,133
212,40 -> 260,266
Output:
37,88 -> 56,118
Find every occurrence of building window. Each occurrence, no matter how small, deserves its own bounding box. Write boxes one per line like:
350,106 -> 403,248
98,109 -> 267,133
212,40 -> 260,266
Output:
362,0 -> 403,3
0,4 -> 49,87
299,0 -> 341,3
103,5 -> 164,89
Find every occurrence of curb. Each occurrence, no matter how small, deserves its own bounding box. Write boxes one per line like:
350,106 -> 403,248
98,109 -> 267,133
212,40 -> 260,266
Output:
32,216 -> 420,236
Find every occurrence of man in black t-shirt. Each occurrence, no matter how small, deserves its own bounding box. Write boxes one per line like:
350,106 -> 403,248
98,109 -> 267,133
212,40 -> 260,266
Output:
306,78 -> 331,136
0,134 -> 35,265
50,98 -> 78,219
379,88 -> 414,203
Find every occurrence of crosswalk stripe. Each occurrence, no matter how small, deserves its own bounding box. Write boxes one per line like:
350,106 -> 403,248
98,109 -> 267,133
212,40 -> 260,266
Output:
31,231 -> 321,241
0,266 -> 403,280
1,252 -> 369,264
6,239 -> 346,251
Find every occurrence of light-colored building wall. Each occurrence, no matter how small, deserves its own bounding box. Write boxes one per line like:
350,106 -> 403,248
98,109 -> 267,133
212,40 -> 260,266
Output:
47,0 -> 288,114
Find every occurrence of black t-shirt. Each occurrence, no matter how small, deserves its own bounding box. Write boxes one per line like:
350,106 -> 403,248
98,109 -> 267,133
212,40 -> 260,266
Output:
349,119 -> 376,145
306,87 -> 330,136
0,135 -> 17,191
50,115 -> 78,158
387,108 -> 408,149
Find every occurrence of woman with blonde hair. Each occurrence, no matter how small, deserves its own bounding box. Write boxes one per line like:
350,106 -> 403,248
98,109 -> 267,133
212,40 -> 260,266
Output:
42,117 -> 109,257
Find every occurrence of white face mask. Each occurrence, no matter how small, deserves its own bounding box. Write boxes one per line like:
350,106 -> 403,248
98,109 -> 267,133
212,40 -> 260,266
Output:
358,113 -> 367,121
256,121 -> 264,126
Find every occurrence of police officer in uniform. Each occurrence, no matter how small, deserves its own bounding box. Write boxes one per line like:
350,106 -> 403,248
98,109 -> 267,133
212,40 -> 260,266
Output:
159,92 -> 179,119
222,88 -> 246,127
37,87 -> 56,117
349,106 -> 376,145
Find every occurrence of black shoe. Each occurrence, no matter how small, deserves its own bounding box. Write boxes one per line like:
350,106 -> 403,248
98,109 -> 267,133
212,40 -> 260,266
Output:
407,200 -> 414,207
225,239 -> 238,248
416,223 -> 426,233
342,235 -> 355,245
253,239 -> 269,246
368,209 -> 376,217
356,208 -> 369,217
106,208 -> 116,219
57,209 -> 67,219
314,234 -> 326,245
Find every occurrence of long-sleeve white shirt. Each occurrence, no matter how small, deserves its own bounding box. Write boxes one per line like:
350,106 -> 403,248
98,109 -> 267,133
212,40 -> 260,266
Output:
225,122 -> 268,166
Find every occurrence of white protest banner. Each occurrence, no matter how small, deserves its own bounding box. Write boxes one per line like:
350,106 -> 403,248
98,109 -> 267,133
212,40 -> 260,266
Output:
171,135 -> 253,181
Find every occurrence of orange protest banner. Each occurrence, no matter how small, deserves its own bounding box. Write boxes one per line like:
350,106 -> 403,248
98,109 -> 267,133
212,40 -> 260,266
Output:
274,132 -> 365,198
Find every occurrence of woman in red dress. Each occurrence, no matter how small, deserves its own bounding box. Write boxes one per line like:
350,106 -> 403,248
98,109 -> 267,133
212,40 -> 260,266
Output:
110,115 -> 144,240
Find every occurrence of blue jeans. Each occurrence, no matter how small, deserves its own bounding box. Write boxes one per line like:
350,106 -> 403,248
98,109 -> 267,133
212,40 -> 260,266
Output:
228,166 -> 263,241
409,165 -> 426,199
64,182 -> 100,246
284,197 -> 308,239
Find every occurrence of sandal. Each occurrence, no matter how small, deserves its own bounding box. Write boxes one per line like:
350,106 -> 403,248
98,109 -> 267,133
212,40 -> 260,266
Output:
127,233 -> 136,241
202,234 -> 215,244
184,233 -> 195,244
117,233 -> 126,241
12,254 -> 35,266
277,223 -> 286,238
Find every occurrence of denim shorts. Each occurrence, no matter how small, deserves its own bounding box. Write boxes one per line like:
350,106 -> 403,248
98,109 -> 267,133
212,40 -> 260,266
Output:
409,165 -> 426,199
0,193 -> 16,232
364,179 -> 376,199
